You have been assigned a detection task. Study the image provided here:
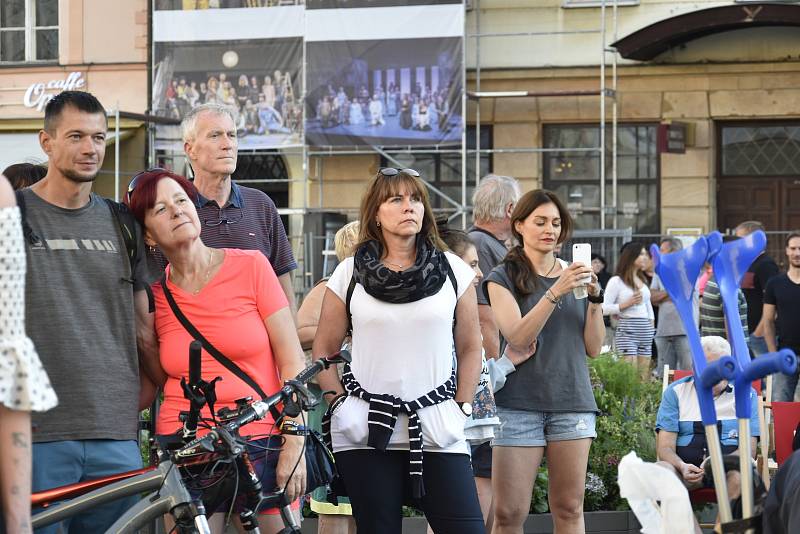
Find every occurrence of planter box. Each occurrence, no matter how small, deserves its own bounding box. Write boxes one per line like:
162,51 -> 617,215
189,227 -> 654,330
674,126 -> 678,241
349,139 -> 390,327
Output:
299,511 -> 642,533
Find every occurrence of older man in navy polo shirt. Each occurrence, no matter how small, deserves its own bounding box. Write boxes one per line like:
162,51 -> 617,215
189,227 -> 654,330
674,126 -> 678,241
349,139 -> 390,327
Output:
152,103 -> 298,314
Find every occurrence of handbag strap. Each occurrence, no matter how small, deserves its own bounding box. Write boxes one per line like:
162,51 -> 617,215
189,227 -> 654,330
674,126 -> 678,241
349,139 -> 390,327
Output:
160,273 -> 268,400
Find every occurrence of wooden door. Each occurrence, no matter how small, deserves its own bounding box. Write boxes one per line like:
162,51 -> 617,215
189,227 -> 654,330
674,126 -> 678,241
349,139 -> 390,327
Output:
717,177 -> 780,232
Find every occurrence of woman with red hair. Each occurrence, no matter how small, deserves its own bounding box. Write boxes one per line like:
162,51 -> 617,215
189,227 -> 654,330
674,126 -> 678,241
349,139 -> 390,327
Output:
125,169 -> 306,533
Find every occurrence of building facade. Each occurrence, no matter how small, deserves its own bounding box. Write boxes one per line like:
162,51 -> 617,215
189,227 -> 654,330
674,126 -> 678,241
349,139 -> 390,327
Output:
314,0 -> 800,246
0,0 -> 148,199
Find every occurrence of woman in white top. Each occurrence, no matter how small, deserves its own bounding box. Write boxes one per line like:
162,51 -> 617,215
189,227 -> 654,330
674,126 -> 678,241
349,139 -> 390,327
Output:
312,168 -> 484,534
602,242 -> 656,379
0,175 -> 58,534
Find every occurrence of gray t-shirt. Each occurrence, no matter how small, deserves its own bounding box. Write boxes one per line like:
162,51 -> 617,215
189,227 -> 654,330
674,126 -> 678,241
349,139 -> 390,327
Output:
651,274 -> 698,338
22,190 -> 142,442
483,265 -> 598,414
468,227 -> 508,305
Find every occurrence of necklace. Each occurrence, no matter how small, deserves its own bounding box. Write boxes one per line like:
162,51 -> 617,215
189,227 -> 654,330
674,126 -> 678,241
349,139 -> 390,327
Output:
537,254 -> 557,277
171,248 -> 215,294
383,258 -> 411,271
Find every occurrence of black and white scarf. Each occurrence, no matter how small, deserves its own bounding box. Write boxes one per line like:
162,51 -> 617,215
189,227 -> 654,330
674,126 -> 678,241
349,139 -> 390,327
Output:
352,237 -> 449,304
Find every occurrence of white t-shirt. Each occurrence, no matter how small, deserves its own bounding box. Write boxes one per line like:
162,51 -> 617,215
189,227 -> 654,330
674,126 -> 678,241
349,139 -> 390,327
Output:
602,275 -> 655,320
326,251 -> 476,455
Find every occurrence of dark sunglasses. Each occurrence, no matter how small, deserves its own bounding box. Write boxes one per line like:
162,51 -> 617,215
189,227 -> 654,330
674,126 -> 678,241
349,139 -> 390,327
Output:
378,167 -> 420,178
204,213 -> 243,227
125,167 -> 168,205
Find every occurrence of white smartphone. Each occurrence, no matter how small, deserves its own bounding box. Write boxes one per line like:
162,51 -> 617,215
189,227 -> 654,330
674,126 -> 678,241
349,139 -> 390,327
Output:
572,243 -> 592,283
572,243 -> 592,299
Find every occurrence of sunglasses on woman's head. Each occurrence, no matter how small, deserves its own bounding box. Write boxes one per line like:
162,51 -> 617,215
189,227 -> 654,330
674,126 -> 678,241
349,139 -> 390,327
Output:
378,167 -> 420,178
125,167 -> 168,205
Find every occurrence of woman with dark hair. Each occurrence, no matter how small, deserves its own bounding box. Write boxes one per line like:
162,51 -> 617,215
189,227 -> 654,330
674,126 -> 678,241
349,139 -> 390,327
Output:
484,189 -> 605,534
125,170 -> 307,533
2,163 -> 47,191
602,242 -> 655,379
312,169 -> 484,534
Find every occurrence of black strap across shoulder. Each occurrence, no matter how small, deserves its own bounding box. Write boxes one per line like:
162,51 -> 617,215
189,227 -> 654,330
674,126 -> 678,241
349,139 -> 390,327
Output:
15,191 -> 139,281
160,273 -> 268,400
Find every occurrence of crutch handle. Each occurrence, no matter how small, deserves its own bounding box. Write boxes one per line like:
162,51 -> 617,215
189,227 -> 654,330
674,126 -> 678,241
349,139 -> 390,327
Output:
698,355 -> 737,390
741,349 -> 797,383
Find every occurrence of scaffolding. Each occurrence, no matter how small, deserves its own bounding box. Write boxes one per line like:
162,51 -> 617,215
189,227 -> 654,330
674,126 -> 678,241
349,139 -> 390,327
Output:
301,0 -> 622,228
144,1 -> 622,293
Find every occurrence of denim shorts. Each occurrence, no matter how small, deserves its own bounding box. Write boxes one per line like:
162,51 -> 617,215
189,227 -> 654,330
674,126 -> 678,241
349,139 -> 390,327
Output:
492,408 -> 597,447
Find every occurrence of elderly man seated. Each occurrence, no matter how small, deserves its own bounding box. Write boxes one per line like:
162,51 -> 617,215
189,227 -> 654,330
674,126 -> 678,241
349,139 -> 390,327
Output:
655,336 -> 759,509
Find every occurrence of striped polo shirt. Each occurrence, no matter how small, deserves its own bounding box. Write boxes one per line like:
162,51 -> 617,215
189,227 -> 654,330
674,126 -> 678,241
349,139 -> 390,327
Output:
700,278 -> 749,342
150,181 -> 296,276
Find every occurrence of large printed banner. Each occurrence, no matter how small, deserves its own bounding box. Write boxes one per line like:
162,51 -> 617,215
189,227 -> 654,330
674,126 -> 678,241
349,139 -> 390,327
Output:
152,1 -> 463,149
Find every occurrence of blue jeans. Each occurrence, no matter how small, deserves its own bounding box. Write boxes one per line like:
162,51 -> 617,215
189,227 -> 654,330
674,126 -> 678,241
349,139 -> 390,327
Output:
748,335 -> 769,358
32,440 -> 142,534
773,367 -> 800,402
655,335 -> 692,378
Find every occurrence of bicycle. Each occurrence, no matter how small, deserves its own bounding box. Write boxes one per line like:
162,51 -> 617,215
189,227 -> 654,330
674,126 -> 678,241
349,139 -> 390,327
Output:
31,347 -> 350,534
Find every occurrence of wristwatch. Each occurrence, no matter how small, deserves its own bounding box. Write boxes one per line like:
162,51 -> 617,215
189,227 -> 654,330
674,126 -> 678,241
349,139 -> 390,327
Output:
457,401 -> 473,417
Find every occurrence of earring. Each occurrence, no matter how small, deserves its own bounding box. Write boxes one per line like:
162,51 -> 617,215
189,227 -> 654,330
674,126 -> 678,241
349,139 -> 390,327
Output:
147,244 -> 157,253
376,221 -> 381,227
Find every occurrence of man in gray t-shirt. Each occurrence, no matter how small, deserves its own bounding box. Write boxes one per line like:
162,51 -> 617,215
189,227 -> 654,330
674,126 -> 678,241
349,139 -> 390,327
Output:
651,238 -> 698,377
22,91 -> 155,534
469,174 -> 520,359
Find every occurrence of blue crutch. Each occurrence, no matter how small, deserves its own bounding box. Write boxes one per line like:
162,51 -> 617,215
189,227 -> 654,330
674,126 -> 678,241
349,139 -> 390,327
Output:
650,238 -> 739,524
706,230 -> 797,528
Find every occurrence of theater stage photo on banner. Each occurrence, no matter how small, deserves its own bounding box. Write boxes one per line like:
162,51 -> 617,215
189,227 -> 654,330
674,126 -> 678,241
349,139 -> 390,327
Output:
305,37 -> 463,147
152,37 -> 303,150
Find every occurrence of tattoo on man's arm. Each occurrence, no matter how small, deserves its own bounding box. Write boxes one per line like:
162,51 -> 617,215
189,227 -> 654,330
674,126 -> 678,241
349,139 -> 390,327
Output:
12,432 -> 28,448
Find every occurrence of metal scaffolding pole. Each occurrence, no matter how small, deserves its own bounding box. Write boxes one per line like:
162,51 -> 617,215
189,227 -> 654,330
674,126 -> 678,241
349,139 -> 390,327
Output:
600,0 -> 606,230
461,0 -> 468,230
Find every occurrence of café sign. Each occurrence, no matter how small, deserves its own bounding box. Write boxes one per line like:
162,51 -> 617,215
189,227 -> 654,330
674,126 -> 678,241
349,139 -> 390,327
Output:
23,72 -> 86,112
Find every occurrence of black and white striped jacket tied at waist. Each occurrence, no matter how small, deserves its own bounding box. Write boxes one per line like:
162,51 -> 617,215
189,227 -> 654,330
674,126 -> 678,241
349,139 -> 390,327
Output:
322,362 -> 457,499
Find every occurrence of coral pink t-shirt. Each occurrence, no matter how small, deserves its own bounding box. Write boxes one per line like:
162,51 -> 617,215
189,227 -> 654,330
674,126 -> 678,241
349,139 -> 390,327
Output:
153,248 -> 288,438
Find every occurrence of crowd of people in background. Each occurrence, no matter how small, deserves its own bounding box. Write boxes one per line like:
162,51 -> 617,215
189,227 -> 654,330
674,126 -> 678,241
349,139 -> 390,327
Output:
162,70 -> 301,137
313,82 -> 451,131
4,89 -> 800,534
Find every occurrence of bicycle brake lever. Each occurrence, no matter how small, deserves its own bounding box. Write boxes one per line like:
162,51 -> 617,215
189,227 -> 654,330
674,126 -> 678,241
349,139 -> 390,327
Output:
216,427 -> 244,456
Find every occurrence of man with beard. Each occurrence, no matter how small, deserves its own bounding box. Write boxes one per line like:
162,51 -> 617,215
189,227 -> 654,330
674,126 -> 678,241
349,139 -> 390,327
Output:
764,231 -> 800,402
20,91 -> 154,533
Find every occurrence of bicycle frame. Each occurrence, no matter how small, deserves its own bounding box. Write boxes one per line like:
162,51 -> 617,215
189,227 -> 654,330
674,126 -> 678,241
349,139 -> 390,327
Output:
32,467 -> 155,508
30,349 -> 349,533
32,460 -> 210,533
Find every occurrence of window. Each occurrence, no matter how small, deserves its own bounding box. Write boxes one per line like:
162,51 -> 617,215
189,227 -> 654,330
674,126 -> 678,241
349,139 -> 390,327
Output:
543,123 -> 659,233
380,126 -> 492,215
0,0 -> 58,63
720,122 -> 800,177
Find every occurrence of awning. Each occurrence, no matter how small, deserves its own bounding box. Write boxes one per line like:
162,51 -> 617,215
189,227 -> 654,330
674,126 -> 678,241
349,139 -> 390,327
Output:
612,3 -> 800,61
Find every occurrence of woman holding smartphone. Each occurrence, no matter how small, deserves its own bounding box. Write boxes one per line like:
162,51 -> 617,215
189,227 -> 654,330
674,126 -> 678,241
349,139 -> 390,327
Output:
484,189 -> 605,534
602,242 -> 655,380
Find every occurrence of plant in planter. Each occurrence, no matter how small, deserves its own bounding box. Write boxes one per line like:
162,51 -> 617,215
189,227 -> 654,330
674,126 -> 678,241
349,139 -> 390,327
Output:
586,353 -> 661,511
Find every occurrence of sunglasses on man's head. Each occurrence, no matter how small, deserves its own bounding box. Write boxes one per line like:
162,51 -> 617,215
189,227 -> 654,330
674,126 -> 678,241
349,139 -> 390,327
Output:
378,167 -> 420,178
125,167 -> 168,205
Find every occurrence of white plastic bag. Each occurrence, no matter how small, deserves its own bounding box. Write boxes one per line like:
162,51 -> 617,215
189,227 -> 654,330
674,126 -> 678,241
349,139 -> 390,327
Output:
617,451 -> 696,534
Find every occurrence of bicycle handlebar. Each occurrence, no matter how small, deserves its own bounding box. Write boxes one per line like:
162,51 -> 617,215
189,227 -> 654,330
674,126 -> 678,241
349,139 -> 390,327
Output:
175,349 -> 351,458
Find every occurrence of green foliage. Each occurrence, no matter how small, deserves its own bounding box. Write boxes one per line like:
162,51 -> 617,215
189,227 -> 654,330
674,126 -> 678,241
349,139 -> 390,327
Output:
528,352 -> 662,513
586,353 -> 662,511
530,466 -> 549,513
